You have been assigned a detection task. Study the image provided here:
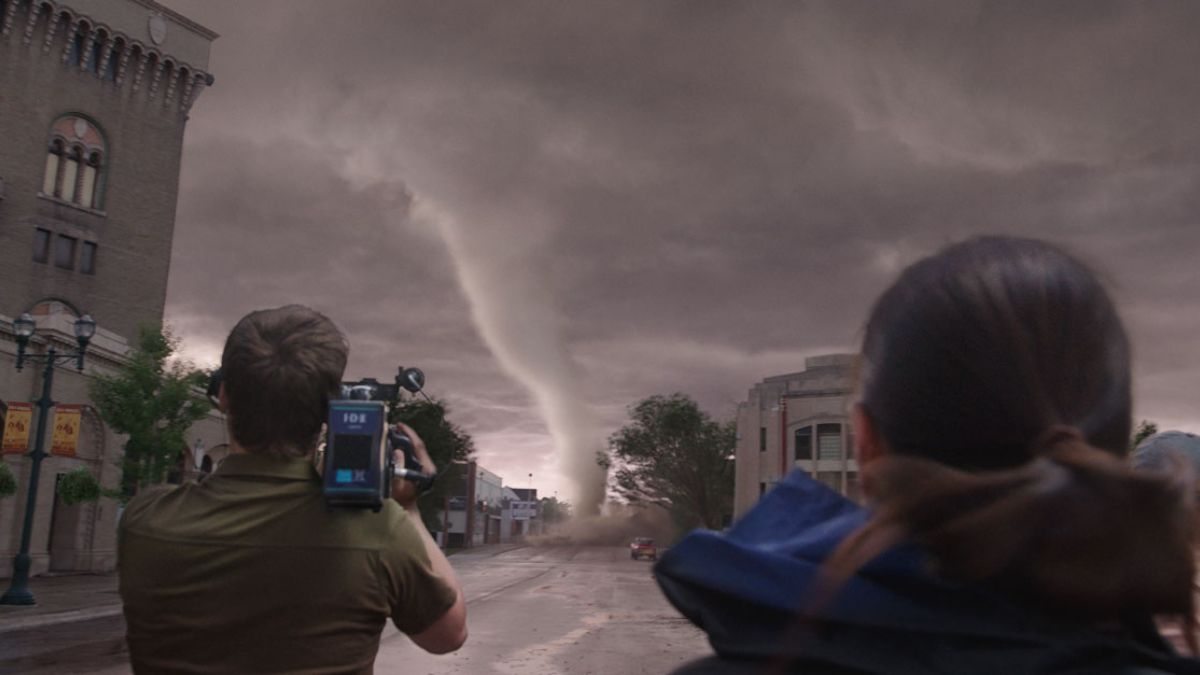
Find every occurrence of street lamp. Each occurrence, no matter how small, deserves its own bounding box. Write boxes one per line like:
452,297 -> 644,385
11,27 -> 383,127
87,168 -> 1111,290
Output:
1,313 -> 96,606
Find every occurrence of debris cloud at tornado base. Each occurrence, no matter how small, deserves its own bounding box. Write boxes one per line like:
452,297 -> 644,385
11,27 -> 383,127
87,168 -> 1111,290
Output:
529,505 -> 676,547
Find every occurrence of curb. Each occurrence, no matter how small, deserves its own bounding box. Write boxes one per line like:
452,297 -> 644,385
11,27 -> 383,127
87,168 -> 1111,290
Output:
0,605 -> 122,634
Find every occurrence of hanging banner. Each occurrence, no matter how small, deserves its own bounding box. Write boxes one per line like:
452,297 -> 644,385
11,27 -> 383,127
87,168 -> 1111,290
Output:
2,403 -> 33,454
51,404 -> 82,457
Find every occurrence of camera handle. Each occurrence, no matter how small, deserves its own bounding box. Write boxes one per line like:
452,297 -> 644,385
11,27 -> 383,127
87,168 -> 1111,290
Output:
387,427 -> 436,493
394,466 -> 436,490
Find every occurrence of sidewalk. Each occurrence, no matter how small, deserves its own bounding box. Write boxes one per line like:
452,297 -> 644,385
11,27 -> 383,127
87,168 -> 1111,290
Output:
0,574 -> 126,674
0,542 -> 523,633
0,573 -> 121,633
0,545 -> 525,673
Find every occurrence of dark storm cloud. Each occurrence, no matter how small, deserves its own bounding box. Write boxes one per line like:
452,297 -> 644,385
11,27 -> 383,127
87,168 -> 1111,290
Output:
161,0 -> 1200,500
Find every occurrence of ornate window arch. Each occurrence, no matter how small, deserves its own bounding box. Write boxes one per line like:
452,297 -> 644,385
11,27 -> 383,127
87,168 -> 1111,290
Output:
66,19 -> 88,67
42,114 -> 106,209
88,27 -> 107,75
103,36 -> 123,81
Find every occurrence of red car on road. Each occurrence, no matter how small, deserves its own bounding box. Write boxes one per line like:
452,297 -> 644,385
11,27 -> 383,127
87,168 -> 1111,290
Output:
630,537 -> 657,561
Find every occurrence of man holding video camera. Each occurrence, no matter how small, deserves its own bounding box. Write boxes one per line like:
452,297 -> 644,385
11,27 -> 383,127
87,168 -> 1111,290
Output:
118,305 -> 467,673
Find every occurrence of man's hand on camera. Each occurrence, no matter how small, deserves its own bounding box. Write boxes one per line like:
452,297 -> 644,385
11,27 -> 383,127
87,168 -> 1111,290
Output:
391,422 -> 435,512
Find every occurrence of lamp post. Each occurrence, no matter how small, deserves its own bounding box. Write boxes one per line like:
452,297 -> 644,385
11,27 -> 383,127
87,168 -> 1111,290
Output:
1,313 -> 96,606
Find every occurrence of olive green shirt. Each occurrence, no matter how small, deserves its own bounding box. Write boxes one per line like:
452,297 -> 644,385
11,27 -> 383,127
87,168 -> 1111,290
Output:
118,453 -> 457,674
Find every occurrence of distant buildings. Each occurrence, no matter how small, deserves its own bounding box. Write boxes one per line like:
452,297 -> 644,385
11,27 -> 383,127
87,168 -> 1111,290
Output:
733,354 -> 857,518
0,0 -> 218,577
441,461 -> 541,548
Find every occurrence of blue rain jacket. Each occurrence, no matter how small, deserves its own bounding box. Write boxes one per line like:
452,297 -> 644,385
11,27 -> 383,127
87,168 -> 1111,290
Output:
655,470 -> 1200,675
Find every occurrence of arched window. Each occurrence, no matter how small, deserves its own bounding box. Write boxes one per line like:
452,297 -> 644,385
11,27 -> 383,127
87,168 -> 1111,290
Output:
89,29 -> 105,75
104,38 -> 123,81
42,115 -> 106,209
31,3 -> 52,43
143,52 -> 159,90
43,138 -> 63,195
67,22 -> 87,67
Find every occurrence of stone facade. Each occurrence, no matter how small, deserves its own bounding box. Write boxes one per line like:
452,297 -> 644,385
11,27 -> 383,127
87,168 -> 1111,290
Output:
0,0 -> 217,578
733,354 -> 858,518
0,0 -> 216,341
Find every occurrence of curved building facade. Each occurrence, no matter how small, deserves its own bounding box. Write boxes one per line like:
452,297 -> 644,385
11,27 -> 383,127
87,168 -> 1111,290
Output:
733,354 -> 858,518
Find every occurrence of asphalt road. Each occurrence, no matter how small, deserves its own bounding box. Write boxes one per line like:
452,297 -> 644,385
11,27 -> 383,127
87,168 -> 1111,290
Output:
374,545 -> 708,674
52,544 -> 710,675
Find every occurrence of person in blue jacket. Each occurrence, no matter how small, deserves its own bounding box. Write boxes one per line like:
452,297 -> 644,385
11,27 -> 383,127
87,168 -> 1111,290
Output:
657,236 -> 1200,675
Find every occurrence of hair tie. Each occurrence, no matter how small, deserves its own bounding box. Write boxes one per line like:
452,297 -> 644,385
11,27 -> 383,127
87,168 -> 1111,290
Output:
1029,424 -> 1086,455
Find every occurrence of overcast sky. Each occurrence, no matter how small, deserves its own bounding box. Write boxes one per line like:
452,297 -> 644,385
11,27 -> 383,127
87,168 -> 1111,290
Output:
160,0 -> 1200,506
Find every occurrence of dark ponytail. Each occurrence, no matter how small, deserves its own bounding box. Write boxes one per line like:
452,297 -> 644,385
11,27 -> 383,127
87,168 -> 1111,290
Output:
823,237 -> 1196,640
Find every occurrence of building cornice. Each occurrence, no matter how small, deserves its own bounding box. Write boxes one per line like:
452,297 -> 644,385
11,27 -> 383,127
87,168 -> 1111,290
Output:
1,0 -> 215,118
125,0 -> 218,40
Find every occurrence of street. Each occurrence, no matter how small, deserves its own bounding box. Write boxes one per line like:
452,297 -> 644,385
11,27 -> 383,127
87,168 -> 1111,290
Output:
49,545 -> 709,675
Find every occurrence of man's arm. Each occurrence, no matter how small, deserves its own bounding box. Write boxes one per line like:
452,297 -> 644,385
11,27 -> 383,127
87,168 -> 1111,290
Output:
404,503 -> 468,654
390,422 -> 468,654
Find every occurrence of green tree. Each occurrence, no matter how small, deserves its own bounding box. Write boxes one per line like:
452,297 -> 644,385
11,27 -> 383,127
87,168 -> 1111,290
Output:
388,398 -> 475,533
1133,419 -> 1159,448
0,462 -> 16,499
602,393 -> 735,531
90,326 -> 211,499
538,496 -> 571,524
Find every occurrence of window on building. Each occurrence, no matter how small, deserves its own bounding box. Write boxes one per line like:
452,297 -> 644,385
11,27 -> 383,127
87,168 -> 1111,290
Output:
794,426 -> 812,461
817,471 -> 842,492
60,146 -> 80,203
67,29 -> 85,67
759,427 -> 766,452
43,139 -> 63,195
759,482 -> 766,497
90,31 -> 105,75
80,241 -> 97,274
845,474 -> 861,503
33,228 -> 51,263
54,234 -> 76,270
43,116 -> 106,209
80,152 -> 100,208
817,423 -> 842,461
104,40 -> 123,81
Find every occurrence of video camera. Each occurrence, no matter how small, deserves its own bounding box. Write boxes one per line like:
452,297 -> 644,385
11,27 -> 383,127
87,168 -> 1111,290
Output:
206,365 -> 436,512
325,367 -> 436,511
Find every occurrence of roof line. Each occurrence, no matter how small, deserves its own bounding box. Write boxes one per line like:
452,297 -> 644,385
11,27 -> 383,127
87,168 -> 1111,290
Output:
127,0 -> 220,39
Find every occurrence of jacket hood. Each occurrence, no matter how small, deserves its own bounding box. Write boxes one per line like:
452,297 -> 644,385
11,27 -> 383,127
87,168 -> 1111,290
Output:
654,471 -> 1198,674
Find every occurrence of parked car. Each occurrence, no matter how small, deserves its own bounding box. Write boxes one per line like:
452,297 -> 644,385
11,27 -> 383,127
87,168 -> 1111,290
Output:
630,537 -> 657,561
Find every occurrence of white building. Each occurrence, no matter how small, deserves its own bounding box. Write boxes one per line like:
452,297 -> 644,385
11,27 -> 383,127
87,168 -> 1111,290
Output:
733,354 -> 857,518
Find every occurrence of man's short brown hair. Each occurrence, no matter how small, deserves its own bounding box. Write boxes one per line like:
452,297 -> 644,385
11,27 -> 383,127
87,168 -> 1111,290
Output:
221,305 -> 348,458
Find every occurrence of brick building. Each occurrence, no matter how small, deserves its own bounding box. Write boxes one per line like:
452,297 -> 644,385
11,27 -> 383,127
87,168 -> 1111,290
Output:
733,354 -> 858,518
0,0 -> 218,578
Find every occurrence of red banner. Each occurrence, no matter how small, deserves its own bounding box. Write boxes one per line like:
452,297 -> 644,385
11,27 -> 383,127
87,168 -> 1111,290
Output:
51,405 -> 82,457
2,403 -> 33,454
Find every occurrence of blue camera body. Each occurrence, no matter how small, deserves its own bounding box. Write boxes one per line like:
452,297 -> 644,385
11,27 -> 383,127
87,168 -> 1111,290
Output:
324,400 -> 390,511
